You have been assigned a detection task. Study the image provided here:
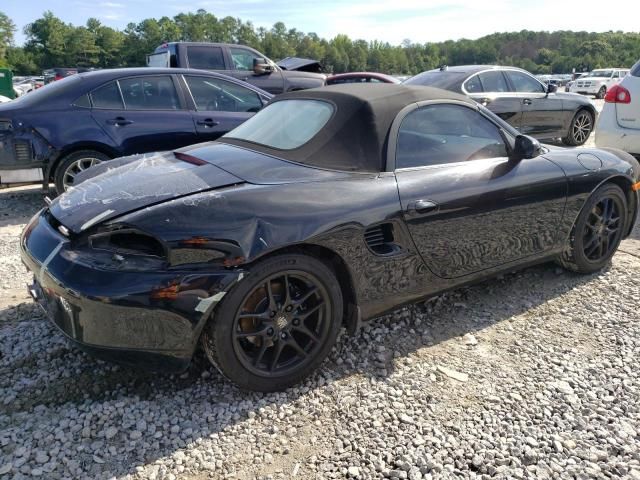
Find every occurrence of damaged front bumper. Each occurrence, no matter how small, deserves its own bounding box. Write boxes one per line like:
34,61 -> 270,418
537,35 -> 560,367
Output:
20,210 -> 244,372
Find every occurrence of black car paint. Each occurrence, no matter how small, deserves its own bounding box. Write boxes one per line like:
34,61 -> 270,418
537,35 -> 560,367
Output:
405,66 -> 596,141
151,42 -> 326,94
20,88 -> 639,372
0,68 -> 272,186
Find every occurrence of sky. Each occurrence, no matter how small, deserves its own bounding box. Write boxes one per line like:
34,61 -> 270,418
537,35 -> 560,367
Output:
3,0 -> 639,46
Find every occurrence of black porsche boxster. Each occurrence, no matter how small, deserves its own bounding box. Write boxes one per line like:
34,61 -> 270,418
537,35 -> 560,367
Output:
21,84 -> 640,391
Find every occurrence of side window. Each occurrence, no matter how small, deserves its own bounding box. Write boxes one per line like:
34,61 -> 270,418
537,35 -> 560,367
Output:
478,71 -> 509,93
184,76 -> 263,113
613,71 -> 620,79
396,104 -> 508,169
118,76 -> 179,110
186,46 -> 225,70
506,71 -> 545,93
91,81 -> 124,109
229,47 -> 259,71
464,75 -> 483,93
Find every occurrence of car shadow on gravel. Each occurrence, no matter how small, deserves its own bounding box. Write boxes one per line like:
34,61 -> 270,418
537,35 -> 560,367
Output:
0,258 -> 609,479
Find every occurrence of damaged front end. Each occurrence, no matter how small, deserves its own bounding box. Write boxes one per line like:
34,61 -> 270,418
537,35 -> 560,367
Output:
19,152 -> 256,371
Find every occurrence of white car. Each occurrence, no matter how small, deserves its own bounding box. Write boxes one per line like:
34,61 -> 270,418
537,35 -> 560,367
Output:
595,61 -> 640,157
0,95 -> 12,103
569,68 -> 629,99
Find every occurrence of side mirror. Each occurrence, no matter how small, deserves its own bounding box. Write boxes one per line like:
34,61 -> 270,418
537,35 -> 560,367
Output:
253,58 -> 273,75
512,135 -> 541,160
547,83 -> 558,93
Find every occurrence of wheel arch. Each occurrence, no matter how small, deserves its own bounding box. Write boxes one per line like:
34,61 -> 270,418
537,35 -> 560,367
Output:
45,142 -> 119,181
599,175 -> 638,237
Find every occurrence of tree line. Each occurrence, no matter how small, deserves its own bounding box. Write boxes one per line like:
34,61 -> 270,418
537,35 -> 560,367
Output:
1,9 -> 639,76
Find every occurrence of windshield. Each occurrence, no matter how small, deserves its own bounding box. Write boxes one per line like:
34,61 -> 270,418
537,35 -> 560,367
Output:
224,99 -> 334,150
589,70 -> 613,78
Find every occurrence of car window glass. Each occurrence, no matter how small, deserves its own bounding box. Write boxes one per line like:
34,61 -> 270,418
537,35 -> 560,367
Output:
478,71 -> 509,92
464,75 -> 483,93
91,81 -> 124,109
118,76 -> 179,110
506,71 -> 545,93
229,47 -> 259,71
613,71 -> 620,78
186,46 -> 225,70
73,93 -> 91,108
225,99 -> 333,150
396,104 -> 508,169
185,76 -> 262,113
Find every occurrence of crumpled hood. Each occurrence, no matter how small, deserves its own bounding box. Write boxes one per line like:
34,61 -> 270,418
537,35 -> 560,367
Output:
49,151 -> 242,234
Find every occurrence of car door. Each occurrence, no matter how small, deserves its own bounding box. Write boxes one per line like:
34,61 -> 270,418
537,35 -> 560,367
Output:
226,46 -> 285,94
392,102 -> 567,279
464,71 -> 523,128
181,74 -> 266,142
505,70 -> 565,137
90,75 -> 197,154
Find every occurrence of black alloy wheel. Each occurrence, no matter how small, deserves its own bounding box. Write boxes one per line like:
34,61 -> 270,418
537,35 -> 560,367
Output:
232,271 -> 331,377
562,110 -> 593,146
557,183 -> 628,273
582,197 -> 623,262
202,254 -> 343,391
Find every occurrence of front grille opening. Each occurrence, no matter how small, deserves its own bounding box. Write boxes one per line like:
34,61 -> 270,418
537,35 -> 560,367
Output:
91,230 -> 166,258
364,223 -> 400,256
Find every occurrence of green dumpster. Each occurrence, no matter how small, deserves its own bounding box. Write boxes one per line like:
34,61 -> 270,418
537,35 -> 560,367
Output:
0,68 -> 15,100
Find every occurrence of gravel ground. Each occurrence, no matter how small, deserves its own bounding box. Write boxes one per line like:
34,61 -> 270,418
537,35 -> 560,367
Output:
2,113 -> 640,480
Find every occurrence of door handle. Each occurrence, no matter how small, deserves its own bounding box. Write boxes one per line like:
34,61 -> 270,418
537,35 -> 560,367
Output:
197,118 -> 220,127
522,99 -> 532,105
107,117 -> 133,126
406,199 -> 439,216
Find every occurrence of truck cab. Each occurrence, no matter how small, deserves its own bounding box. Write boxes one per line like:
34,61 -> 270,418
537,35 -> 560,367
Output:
147,42 -> 325,95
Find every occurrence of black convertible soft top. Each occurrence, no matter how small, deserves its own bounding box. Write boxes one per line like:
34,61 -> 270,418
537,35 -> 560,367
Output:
220,84 -> 475,172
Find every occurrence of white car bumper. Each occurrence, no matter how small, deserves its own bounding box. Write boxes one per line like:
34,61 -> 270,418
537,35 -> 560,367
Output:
569,84 -> 603,95
595,104 -> 640,156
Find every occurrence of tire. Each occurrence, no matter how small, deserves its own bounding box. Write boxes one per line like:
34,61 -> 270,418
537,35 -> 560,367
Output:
562,109 -> 594,146
596,86 -> 606,99
54,150 -> 110,194
201,254 -> 344,391
557,183 -> 628,274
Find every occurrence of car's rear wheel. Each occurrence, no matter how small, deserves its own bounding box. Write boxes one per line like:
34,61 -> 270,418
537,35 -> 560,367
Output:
562,109 -> 594,146
201,254 -> 343,391
596,86 -> 607,99
54,150 -> 109,194
557,183 -> 627,273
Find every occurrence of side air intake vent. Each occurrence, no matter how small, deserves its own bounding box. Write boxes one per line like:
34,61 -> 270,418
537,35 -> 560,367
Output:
364,223 -> 400,256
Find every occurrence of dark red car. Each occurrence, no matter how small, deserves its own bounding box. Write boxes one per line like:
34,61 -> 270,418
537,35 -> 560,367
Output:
326,72 -> 400,85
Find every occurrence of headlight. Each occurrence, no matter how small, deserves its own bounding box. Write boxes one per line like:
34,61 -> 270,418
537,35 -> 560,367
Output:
89,228 -> 167,258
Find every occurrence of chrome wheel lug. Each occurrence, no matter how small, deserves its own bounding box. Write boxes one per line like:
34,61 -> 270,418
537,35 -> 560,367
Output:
285,305 -> 293,312
292,318 -> 300,326
281,332 -> 287,339
267,328 -> 274,336
270,311 -> 276,318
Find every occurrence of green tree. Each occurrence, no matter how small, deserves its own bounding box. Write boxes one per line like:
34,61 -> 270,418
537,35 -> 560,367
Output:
0,11 -> 16,66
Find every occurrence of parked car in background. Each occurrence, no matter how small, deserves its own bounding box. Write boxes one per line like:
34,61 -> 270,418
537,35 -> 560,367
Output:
596,60 -> 640,158
0,95 -> 11,103
326,72 -> 401,85
565,72 -> 589,92
147,42 -> 326,94
21,84 -> 639,391
0,68 -> 272,192
276,57 -> 323,73
405,65 -> 597,146
568,68 -> 629,99
42,68 -> 92,84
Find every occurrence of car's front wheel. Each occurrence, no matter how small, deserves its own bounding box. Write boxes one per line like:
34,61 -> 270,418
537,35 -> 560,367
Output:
562,109 -> 594,146
557,183 -> 628,274
596,86 -> 607,99
201,254 -> 343,391
54,150 -> 109,194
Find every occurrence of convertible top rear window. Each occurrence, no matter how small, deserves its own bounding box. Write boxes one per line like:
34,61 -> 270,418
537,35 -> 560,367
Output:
224,99 -> 334,150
